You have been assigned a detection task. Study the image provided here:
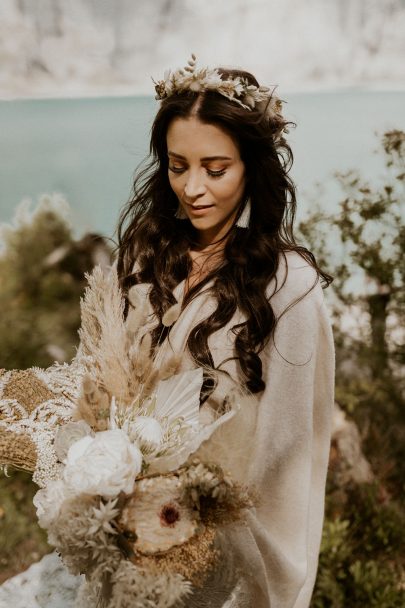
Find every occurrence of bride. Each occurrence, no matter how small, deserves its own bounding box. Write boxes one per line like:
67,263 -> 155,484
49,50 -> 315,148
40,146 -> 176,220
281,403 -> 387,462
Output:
0,56 -> 335,608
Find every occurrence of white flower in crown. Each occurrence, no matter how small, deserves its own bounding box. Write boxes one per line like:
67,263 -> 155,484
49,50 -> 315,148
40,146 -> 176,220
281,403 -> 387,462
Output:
201,71 -> 224,90
218,77 -> 244,98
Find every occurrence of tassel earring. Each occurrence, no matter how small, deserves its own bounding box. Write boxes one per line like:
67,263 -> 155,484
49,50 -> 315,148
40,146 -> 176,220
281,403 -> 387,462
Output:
175,204 -> 187,219
235,198 -> 251,228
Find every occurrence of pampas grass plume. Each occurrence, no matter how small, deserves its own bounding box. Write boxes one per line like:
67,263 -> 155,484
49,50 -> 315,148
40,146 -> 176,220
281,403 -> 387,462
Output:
78,264 -> 132,402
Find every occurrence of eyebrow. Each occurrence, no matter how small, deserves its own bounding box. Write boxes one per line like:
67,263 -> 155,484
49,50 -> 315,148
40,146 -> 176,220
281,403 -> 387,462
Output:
168,151 -> 232,161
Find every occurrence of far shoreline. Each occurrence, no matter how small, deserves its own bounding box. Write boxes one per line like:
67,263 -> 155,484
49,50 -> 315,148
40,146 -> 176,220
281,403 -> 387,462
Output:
2,84 -> 405,103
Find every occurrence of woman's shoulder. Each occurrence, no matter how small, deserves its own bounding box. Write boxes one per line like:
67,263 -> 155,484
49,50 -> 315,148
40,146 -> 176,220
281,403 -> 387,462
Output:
266,250 -> 324,313
277,249 -> 320,288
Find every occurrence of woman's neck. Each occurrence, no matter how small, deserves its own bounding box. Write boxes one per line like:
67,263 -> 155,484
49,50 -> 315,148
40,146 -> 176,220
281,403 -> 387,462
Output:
185,240 -> 226,295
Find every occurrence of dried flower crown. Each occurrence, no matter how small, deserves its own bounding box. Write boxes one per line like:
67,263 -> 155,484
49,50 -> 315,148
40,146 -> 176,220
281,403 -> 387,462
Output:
153,53 -> 284,119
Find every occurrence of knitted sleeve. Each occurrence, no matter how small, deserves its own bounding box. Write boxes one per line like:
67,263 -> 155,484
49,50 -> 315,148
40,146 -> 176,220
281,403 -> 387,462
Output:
228,253 -> 335,608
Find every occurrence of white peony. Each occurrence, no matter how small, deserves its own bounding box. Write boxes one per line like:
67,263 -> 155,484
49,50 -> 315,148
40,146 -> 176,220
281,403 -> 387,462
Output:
33,479 -> 69,528
54,420 -> 93,462
63,429 -> 143,498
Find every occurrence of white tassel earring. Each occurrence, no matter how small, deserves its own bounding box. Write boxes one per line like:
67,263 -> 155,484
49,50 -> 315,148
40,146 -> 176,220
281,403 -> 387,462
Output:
175,204 -> 187,219
235,198 -> 251,229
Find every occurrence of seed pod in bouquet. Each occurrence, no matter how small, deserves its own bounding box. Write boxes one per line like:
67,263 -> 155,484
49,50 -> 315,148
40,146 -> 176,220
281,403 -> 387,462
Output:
74,394 -> 98,428
74,374 -> 105,429
128,332 -> 153,379
162,302 -> 181,327
82,374 -> 96,396
141,367 -> 160,397
158,354 -> 182,381
126,306 -> 146,336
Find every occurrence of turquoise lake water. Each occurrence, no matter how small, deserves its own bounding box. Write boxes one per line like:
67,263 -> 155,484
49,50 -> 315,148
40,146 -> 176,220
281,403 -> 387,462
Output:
0,92 -> 404,239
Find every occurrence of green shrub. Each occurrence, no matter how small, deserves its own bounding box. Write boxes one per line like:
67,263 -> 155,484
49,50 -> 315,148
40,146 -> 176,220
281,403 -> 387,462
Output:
0,194 -> 112,580
302,131 -> 405,606
312,482 -> 405,607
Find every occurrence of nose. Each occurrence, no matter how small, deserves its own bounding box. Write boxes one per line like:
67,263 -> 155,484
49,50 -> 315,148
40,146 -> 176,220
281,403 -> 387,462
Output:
183,169 -> 206,200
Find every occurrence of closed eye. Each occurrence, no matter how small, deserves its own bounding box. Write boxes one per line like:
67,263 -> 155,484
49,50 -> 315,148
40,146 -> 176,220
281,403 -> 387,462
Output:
207,169 -> 226,177
168,166 -> 226,178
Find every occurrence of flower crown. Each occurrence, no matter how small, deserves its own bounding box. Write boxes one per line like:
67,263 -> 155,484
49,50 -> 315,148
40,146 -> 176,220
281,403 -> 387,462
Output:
152,54 -> 284,119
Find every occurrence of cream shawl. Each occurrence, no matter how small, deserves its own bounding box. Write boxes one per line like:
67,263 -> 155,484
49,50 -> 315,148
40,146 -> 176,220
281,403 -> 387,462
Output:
131,249 -> 335,607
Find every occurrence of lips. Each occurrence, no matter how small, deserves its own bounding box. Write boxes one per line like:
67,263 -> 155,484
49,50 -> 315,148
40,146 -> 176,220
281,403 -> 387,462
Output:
188,204 -> 214,210
187,204 -> 215,216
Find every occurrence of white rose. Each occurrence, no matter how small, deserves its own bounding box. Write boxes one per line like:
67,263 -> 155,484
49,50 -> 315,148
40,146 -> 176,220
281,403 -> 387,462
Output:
64,429 -> 143,498
33,479 -> 68,528
54,420 -> 93,462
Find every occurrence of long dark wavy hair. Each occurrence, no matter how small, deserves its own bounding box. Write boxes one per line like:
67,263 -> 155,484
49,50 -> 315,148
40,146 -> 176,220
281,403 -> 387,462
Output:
117,67 -> 333,400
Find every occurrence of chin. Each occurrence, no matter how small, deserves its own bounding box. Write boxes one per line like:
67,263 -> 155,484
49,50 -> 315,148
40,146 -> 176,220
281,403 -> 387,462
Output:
190,219 -> 225,236
189,217 -> 215,228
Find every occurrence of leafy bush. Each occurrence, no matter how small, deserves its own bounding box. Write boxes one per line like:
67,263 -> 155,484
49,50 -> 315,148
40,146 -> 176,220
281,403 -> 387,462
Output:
299,131 -> 405,606
0,469 -> 49,583
312,481 -> 405,607
0,194 -> 112,580
0,193 -> 112,369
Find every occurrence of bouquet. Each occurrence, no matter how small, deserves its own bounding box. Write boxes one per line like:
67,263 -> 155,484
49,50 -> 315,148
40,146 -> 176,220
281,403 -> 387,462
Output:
1,265 -> 256,607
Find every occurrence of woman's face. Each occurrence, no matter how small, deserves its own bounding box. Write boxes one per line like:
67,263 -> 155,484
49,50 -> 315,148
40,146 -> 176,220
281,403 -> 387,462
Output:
166,116 -> 246,246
